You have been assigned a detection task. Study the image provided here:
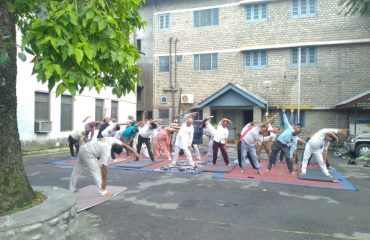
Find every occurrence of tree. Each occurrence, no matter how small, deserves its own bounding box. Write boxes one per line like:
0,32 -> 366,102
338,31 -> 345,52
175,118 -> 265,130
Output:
0,0 -> 145,213
339,0 -> 370,15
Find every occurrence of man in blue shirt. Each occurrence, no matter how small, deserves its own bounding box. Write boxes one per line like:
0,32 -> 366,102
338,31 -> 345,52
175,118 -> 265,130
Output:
121,123 -> 139,156
267,109 -> 301,174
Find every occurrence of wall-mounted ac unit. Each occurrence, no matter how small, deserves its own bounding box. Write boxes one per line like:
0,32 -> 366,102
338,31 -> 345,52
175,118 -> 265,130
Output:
181,94 -> 194,104
160,96 -> 168,104
34,121 -> 52,133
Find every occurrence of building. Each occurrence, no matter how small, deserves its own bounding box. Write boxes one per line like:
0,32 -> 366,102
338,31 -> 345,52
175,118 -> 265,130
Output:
16,49 -> 136,149
141,0 -> 370,140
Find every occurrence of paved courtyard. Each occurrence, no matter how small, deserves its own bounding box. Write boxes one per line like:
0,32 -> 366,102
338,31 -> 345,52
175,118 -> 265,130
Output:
24,147 -> 370,240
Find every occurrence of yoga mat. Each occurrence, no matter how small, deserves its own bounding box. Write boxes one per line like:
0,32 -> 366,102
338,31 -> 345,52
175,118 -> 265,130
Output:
298,169 -> 339,182
75,185 -> 127,212
200,161 -> 237,173
118,159 -> 163,168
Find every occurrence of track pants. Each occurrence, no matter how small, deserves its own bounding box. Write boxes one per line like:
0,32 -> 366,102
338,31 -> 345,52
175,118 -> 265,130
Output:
69,147 -> 104,194
172,146 -> 194,166
301,143 -> 330,176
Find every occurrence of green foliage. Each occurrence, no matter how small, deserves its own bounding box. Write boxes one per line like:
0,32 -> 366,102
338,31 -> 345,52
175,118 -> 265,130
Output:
339,0 -> 370,16
10,0 -> 145,97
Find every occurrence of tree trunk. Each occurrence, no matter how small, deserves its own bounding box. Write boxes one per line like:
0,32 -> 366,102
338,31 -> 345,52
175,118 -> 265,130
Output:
0,1 -> 35,213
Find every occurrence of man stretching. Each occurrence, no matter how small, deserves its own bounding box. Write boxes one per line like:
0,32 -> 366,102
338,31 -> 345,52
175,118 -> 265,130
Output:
69,137 -> 139,196
135,119 -> 160,162
171,117 -> 195,168
301,128 -> 347,177
267,109 -> 301,174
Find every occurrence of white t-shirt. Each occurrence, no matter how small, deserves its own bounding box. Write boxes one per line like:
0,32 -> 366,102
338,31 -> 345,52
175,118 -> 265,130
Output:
213,125 -> 229,144
244,126 -> 263,146
309,128 -> 339,151
204,122 -> 217,138
102,124 -> 118,137
82,137 -> 123,166
70,129 -> 84,140
139,123 -> 156,138
175,123 -> 194,149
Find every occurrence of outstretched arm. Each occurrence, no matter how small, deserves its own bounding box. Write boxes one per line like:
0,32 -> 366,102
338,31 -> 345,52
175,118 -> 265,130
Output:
199,116 -> 213,126
260,113 -> 278,127
122,143 -> 141,158
282,110 -> 292,129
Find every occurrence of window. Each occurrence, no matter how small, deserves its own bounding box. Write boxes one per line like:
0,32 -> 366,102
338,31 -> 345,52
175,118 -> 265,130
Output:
194,8 -> 219,27
111,101 -> 118,119
159,109 -> 170,125
159,13 -> 170,30
35,92 -> 50,121
245,50 -> 268,68
193,53 -> 218,71
245,3 -> 267,21
136,39 -> 141,52
95,99 -> 104,121
159,56 -> 170,72
280,111 -> 306,128
291,47 -> 317,66
137,86 -> 143,102
176,55 -> 183,63
292,0 -> 316,17
60,95 -> 73,131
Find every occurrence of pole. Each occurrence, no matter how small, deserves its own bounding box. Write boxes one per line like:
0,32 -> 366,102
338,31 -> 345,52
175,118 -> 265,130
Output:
297,47 -> 301,122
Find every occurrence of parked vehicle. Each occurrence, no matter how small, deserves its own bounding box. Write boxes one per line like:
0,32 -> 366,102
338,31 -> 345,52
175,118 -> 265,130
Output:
344,133 -> 370,157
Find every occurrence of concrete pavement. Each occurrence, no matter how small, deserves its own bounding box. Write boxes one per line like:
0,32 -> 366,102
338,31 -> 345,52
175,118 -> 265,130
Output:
23,149 -> 370,240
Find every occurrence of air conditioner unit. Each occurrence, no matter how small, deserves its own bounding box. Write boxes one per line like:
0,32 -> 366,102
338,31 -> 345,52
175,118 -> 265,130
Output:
160,96 -> 168,104
181,94 -> 194,104
34,121 -> 52,133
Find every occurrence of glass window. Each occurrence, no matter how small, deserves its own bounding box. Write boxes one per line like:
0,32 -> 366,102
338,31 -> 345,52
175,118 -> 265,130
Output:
245,4 -> 267,22
35,92 -> 50,121
159,56 -> 170,72
111,101 -> 118,119
291,0 -> 317,17
159,13 -> 170,30
60,95 -> 73,131
95,99 -> 104,121
159,109 -> 170,125
193,53 -> 218,71
194,8 -> 219,27
291,47 -> 317,66
245,50 -> 268,68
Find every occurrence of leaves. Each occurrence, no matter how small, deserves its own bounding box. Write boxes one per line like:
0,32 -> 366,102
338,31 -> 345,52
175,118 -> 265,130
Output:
13,0 -> 146,96
17,52 -> 27,61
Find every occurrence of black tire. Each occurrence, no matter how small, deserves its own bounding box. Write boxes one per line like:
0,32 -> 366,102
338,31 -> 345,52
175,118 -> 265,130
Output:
355,143 -> 370,157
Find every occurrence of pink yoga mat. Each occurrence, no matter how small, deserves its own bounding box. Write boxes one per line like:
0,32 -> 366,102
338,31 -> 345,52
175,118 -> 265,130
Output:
75,185 -> 127,212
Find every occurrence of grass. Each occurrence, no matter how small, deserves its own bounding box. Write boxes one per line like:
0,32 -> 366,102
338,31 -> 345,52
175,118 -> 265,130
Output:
0,191 -> 47,217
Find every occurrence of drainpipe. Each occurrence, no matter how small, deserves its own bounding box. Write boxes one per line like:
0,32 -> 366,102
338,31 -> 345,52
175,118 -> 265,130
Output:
174,38 -> 179,88
169,37 -> 173,88
178,88 -> 182,122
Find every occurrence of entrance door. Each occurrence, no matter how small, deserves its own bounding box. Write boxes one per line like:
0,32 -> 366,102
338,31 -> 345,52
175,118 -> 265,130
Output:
243,110 -> 253,125
223,109 -> 237,141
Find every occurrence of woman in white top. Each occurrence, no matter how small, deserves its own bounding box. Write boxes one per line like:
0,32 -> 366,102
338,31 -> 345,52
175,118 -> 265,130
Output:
171,118 -> 195,168
212,118 -> 231,166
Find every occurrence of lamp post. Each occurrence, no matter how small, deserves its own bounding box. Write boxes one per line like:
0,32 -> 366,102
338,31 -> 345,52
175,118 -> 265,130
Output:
263,80 -> 272,116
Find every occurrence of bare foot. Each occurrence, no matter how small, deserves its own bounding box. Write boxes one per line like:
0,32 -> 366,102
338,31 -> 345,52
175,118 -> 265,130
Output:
240,170 -> 245,173
102,192 -> 113,197
257,169 -> 263,175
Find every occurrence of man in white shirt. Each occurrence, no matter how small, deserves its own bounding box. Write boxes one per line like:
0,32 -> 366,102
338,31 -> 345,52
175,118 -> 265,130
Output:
69,137 -> 139,196
301,128 -> 347,177
68,129 -> 85,157
212,118 -> 232,166
170,117 -> 195,168
256,124 -> 279,162
135,120 -> 160,162
204,121 -> 217,157
240,114 -> 277,174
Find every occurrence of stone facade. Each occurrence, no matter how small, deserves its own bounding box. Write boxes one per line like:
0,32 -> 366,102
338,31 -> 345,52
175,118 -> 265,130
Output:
0,187 -> 78,240
144,0 -> 370,138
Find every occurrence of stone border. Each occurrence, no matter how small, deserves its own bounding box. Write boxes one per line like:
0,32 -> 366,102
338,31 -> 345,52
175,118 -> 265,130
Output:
0,186 -> 78,240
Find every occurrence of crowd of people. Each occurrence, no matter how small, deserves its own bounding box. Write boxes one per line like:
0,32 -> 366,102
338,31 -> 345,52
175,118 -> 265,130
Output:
68,109 -> 347,196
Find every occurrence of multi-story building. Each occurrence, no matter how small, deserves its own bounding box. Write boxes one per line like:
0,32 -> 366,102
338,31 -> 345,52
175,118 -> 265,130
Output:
142,0 -> 370,140
16,47 -> 136,149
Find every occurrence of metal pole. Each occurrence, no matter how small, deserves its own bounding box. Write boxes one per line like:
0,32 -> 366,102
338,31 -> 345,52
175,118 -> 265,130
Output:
297,47 -> 301,122
169,37 -> 173,88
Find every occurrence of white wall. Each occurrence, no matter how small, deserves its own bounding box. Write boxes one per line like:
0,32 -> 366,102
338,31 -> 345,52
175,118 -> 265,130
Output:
16,42 -> 137,143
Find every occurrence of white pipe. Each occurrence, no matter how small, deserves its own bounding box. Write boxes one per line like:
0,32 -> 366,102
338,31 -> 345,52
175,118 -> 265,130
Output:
297,47 -> 301,122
